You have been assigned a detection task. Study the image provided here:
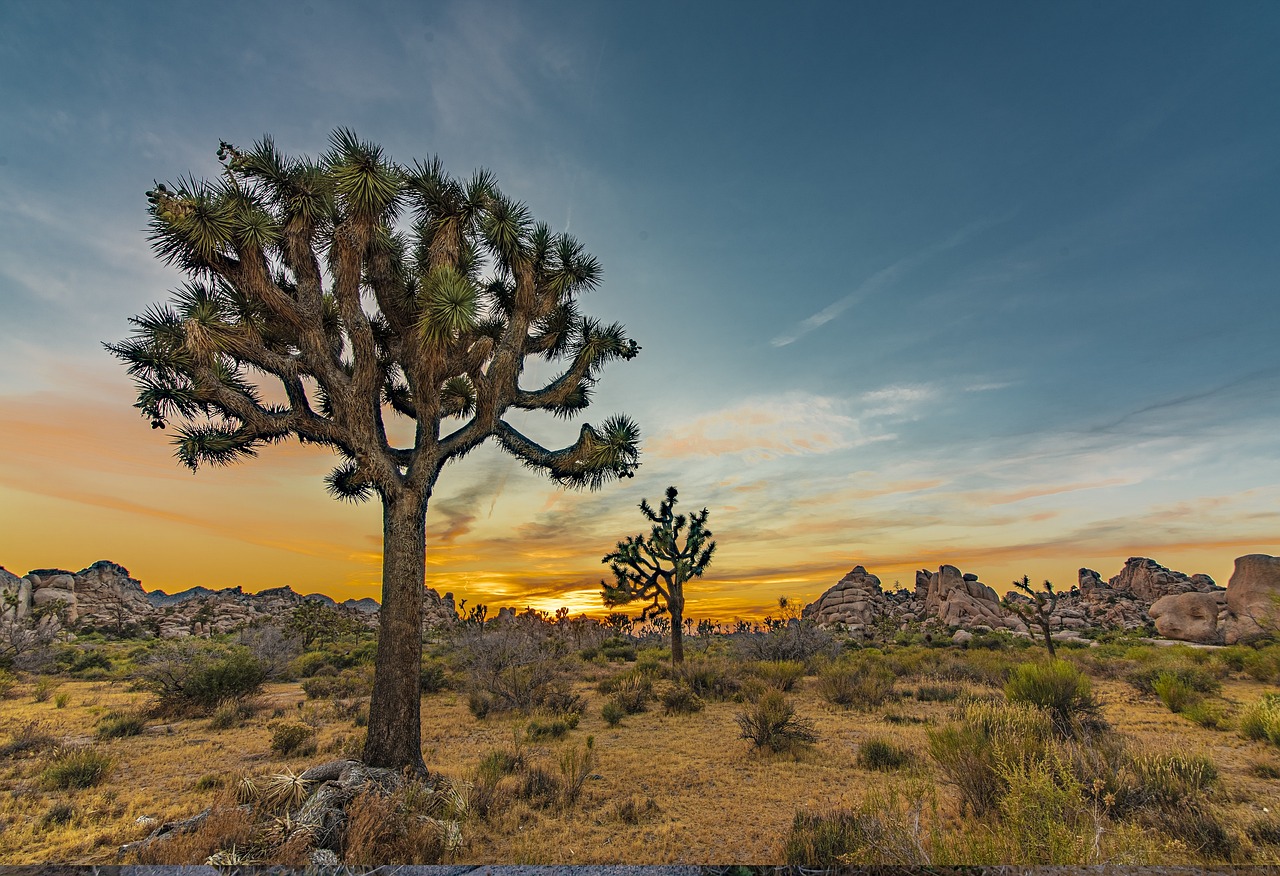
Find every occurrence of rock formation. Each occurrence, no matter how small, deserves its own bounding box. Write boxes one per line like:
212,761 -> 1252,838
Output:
1222,554 -> 1280,644
1149,591 -> 1228,643
920,565 -> 1027,633
0,560 -> 458,639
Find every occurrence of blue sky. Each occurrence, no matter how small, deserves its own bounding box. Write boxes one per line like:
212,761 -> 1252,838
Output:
1,0 -> 1277,613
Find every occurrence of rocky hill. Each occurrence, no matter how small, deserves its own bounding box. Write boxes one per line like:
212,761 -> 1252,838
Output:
0,560 -> 457,639
804,554 -> 1280,645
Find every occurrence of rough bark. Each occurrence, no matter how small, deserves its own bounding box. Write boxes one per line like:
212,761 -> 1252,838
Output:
670,590 -> 685,665
363,492 -> 428,772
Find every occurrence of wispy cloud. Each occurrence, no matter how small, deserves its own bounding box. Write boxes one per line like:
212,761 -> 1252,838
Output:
769,214 -> 1012,347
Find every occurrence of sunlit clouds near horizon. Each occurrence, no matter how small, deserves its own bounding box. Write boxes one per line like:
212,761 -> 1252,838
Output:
1,1 -> 1277,616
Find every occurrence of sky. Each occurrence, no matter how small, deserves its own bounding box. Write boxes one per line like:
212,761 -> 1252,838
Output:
0,0 -> 1277,618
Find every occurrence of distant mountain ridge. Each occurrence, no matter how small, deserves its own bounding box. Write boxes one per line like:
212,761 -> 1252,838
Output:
0,560 -> 454,637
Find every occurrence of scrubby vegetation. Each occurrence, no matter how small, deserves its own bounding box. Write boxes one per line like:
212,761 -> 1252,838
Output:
1,608 -> 1279,866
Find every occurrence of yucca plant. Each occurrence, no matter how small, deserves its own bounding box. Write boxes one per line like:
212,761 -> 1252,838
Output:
108,132 -> 642,771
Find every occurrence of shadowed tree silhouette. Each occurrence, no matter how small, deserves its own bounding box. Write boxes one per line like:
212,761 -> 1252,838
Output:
601,486 -> 715,664
1002,575 -> 1059,657
106,131 -> 641,772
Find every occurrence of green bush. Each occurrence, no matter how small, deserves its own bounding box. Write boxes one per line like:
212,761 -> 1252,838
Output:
301,666 -> 372,700
40,747 -> 113,789
209,698 -> 257,730
468,691 -> 493,719
288,651 -> 334,678
1126,660 -> 1221,699
747,660 -> 806,692
783,798 -> 925,866
817,660 -> 895,710
672,658 -> 741,701
420,658 -> 449,694
1181,700 -> 1231,731
526,714 -> 579,741
1151,670 -> 1204,713
139,643 -> 267,715
857,736 -> 912,771
914,683 -> 961,702
735,690 -> 817,752
96,710 -> 146,740
601,699 -> 624,727
926,700 -> 1053,816
270,722 -> 317,757
660,685 -> 704,716
1239,693 -> 1280,745
1004,660 -> 1104,736
601,671 -> 653,715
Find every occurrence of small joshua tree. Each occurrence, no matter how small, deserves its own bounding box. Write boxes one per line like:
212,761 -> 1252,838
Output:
601,486 -> 715,664
1002,576 -> 1058,657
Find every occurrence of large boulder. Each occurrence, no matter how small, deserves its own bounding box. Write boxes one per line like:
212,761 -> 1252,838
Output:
1149,591 -> 1228,644
1223,554 -> 1280,645
803,565 -> 887,633
1108,557 -> 1216,602
922,565 -> 1025,633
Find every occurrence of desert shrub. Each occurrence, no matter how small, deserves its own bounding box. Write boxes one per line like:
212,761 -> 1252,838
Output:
470,751 -> 515,820
1130,750 -> 1219,810
468,691 -> 493,719
672,657 -> 741,700
914,683 -> 961,702
735,690 -> 818,752
65,650 -> 112,676
39,801 -> 76,830
857,736 -> 912,771
301,665 -> 372,700
660,685 -> 704,715
138,641 -> 267,715
1242,647 -> 1280,682
934,648 -> 1020,687
0,720 -> 57,758
526,714 -> 579,741
40,746 -> 114,789
288,651 -> 334,678
1248,815 -> 1280,845
927,700 -> 1053,816
270,722 -> 317,757
1181,700 -> 1231,731
194,773 -> 224,791
747,660 -> 806,691
1239,693 -> 1280,745
539,683 -> 586,716
737,617 -> 837,666
599,636 -> 636,662
558,737 -> 595,807
32,677 -> 59,703
1251,760 -> 1280,779
601,699 -> 624,727
96,710 -> 146,739
1004,659 -> 1104,737
461,619 -> 567,713
604,671 -> 653,715
516,765 -> 564,809
128,801 -> 257,865
419,658 -> 450,694
817,660 -> 895,710
614,794 -> 661,824
783,789 -> 928,866
1151,671 -> 1202,713
342,784 -> 453,866
1126,660 -> 1221,699
54,692 -> 69,709
209,698 -> 257,730
992,751 -> 1097,865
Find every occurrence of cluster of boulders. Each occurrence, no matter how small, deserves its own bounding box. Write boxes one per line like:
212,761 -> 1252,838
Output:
804,554 -> 1280,646
0,560 -> 459,639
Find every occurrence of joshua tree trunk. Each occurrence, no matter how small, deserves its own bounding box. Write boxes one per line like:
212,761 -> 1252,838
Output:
1040,619 -> 1057,659
364,491 -> 428,772
669,590 -> 685,665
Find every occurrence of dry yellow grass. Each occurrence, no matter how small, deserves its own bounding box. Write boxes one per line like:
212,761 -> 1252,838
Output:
0,664 -> 1278,864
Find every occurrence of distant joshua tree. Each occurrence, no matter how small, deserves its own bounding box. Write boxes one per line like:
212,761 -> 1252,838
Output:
601,486 -> 716,664
107,132 -> 641,772
1002,576 -> 1059,657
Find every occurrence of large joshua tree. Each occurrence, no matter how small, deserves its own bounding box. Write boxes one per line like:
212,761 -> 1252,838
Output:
107,131 -> 641,771
601,487 -> 715,664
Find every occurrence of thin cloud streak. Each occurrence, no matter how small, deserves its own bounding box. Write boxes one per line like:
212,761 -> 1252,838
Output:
769,213 -> 1014,347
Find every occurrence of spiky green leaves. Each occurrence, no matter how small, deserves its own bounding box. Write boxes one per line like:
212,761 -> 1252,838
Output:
173,424 -> 260,471
324,462 -> 375,503
416,267 -> 479,346
327,129 -> 402,221
440,376 -> 476,418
